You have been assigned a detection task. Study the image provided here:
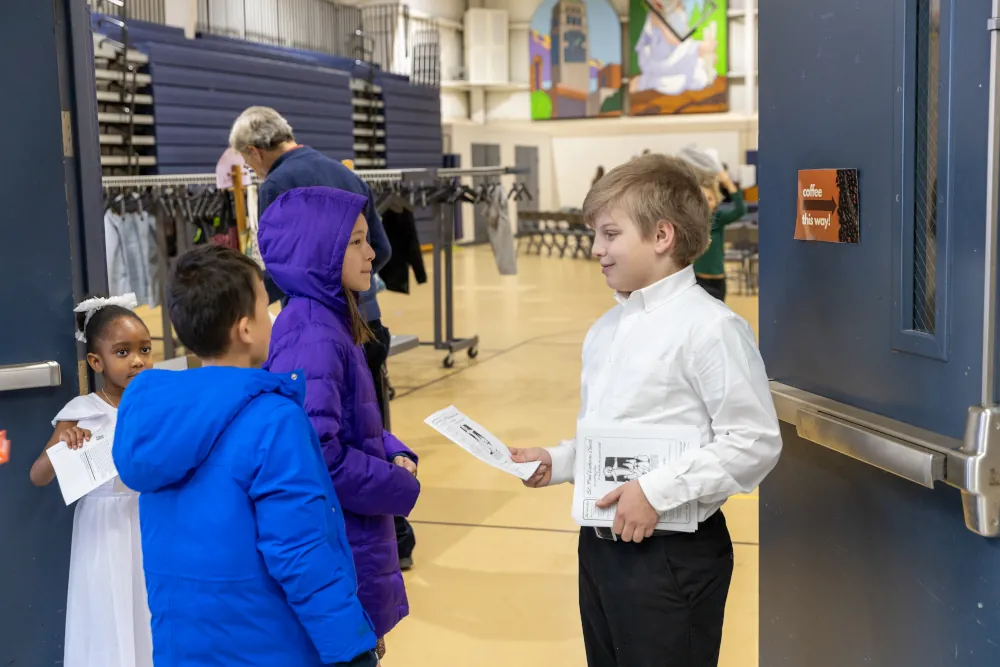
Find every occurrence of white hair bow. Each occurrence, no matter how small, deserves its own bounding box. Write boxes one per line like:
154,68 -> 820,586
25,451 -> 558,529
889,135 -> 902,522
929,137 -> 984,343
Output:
74,293 -> 138,343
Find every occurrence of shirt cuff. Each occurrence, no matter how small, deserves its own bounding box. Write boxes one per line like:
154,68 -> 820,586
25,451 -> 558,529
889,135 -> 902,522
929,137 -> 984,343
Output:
638,468 -> 684,513
546,440 -> 576,486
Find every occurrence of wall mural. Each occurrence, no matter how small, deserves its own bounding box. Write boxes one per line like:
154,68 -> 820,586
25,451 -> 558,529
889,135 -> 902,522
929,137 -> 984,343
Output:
529,0 -> 623,120
628,0 -> 729,115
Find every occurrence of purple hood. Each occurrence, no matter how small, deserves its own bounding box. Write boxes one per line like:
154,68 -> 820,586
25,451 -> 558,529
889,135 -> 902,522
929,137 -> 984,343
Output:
258,186 -> 367,313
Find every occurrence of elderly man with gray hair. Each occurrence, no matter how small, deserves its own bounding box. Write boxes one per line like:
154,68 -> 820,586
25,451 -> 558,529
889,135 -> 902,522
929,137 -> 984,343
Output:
230,106 -> 419,570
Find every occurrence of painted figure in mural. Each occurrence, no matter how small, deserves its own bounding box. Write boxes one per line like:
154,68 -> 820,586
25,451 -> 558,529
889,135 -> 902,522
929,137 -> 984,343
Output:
632,0 -> 718,96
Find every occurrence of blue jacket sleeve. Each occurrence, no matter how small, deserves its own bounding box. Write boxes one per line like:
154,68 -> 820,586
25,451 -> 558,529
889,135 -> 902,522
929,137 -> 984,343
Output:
268,332 -> 421,518
361,181 -> 391,274
248,402 -> 377,664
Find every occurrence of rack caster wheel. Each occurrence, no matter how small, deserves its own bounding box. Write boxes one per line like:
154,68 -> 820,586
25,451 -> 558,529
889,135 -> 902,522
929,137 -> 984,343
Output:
467,346 -> 479,359
443,355 -> 455,369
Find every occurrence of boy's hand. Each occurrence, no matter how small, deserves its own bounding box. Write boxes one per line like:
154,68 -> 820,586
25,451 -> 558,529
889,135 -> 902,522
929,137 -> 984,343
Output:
393,455 -> 418,477
61,427 -> 92,451
597,480 -> 660,543
509,447 -> 552,488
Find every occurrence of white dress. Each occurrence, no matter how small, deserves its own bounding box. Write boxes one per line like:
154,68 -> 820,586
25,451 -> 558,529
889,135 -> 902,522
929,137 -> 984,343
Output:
54,394 -> 153,667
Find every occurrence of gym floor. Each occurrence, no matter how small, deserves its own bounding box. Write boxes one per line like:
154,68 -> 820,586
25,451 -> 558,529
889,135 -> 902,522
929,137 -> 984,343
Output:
379,246 -> 760,667
139,245 -> 760,667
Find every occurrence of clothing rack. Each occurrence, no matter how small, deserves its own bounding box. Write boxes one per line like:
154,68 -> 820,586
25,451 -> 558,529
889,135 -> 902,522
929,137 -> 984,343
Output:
393,166 -> 528,368
361,165 -> 528,367
101,171 -> 251,359
100,165 -> 532,369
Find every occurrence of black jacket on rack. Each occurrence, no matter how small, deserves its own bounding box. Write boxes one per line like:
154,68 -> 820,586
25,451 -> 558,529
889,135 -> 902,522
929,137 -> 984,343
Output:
380,208 -> 428,294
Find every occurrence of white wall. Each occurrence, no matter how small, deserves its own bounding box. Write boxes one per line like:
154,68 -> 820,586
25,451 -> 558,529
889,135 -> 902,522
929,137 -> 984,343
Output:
444,111 -> 758,241
164,0 -> 198,38
444,121 -> 558,240
549,122 -> 752,209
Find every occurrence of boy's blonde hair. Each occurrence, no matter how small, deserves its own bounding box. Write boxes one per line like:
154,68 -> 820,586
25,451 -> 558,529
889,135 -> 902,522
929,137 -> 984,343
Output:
583,154 -> 712,265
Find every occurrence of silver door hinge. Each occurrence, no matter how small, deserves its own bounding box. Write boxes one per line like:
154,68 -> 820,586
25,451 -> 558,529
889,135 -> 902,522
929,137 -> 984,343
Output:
989,18 -> 1000,31
61,111 -> 73,157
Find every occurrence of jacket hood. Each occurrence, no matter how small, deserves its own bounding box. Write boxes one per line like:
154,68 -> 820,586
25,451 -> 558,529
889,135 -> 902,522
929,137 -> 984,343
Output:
258,186 -> 367,312
112,367 -> 306,492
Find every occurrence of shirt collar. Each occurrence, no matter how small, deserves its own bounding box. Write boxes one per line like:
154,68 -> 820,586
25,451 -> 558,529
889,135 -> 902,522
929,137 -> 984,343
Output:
268,144 -> 307,175
614,265 -> 697,312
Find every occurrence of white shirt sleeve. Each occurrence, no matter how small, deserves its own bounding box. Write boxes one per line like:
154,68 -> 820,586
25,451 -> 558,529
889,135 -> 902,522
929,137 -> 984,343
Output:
638,314 -> 783,512
546,440 -> 576,485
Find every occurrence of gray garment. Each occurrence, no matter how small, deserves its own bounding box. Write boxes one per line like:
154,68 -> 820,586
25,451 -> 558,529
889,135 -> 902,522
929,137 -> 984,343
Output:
678,145 -> 722,177
479,185 -> 518,276
104,209 -> 160,307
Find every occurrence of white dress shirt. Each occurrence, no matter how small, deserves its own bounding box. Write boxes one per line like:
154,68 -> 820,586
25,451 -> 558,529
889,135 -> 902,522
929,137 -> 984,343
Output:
546,265 -> 782,522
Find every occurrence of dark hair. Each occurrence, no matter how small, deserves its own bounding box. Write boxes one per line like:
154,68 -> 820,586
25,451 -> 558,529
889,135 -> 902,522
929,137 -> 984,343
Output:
345,289 -> 373,345
168,245 -> 264,358
76,302 -> 145,355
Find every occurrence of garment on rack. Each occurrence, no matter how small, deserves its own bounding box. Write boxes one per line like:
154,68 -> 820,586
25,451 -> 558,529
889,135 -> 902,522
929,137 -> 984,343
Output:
105,209 -> 160,307
244,183 -> 264,269
478,185 -> 518,276
379,208 -> 427,294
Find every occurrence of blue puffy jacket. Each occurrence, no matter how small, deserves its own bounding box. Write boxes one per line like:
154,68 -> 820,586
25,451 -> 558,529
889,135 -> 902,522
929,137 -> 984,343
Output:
112,366 -> 377,666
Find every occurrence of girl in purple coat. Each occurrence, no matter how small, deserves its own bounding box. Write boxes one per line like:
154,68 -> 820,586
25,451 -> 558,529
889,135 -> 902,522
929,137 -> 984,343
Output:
259,187 -> 421,658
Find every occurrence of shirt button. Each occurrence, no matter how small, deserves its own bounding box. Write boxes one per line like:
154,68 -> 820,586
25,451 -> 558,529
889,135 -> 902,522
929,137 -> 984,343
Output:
291,373 -> 298,380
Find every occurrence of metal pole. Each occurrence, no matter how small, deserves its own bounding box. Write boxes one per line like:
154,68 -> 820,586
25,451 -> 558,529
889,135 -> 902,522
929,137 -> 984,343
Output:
444,201 -> 455,344
432,201 -> 443,348
982,0 -> 1000,405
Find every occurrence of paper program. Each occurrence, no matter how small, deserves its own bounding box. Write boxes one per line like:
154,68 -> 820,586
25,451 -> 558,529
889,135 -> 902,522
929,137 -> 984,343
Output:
425,406 -> 541,481
572,423 -> 702,533
46,425 -> 119,505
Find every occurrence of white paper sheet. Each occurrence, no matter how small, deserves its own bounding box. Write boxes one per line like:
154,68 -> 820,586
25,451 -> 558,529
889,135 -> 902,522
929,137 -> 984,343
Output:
424,406 -> 542,481
572,423 -> 702,533
46,425 -> 119,505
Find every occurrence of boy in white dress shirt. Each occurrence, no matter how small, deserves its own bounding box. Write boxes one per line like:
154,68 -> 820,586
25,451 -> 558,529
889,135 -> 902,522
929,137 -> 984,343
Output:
511,154 -> 782,667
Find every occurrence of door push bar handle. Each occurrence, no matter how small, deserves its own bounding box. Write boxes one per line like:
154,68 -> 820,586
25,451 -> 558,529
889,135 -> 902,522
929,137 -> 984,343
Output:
795,409 -> 945,489
771,382 -> 1000,537
0,361 -> 62,393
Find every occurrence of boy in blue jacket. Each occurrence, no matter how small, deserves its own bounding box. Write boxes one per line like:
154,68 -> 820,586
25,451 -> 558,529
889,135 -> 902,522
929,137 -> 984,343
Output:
112,244 -> 379,667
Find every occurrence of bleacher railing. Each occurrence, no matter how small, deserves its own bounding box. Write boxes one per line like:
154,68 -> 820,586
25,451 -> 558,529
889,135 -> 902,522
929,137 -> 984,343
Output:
191,0 -> 440,87
87,0 -> 440,87
88,0 -> 165,24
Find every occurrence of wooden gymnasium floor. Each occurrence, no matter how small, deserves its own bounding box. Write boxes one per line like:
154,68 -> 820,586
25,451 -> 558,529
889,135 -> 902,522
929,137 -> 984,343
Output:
139,245 -> 761,667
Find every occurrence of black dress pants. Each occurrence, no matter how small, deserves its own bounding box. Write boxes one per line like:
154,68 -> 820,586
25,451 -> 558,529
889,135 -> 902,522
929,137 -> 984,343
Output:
578,511 -> 734,667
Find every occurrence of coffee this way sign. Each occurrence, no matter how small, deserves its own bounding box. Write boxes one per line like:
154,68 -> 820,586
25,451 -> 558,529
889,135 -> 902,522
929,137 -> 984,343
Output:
795,168 -> 860,243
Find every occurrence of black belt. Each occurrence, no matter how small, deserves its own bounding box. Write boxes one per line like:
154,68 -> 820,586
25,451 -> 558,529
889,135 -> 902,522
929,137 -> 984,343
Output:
593,526 -> 680,541
592,511 -> 722,541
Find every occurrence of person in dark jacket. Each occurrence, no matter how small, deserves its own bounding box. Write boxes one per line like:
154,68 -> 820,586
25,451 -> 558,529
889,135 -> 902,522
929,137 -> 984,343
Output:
230,106 -> 418,568
113,245 -> 379,667
693,168 -> 747,302
259,187 -> 421,660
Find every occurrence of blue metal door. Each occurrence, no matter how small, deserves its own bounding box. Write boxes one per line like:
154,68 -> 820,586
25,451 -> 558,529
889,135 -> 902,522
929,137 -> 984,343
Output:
759,0 -> 1000,664
0,0 -> 106,662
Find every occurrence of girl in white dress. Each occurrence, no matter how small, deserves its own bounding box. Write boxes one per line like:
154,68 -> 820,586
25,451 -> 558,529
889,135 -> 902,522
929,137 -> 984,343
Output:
29,294 -> 154,667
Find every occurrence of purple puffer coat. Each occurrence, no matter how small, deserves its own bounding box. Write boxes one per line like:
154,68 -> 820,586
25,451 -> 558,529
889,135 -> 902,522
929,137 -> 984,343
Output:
259,186 -> 421,638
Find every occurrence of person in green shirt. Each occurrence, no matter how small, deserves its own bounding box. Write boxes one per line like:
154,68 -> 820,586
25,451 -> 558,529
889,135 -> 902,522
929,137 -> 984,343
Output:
694,168 -> 747,301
